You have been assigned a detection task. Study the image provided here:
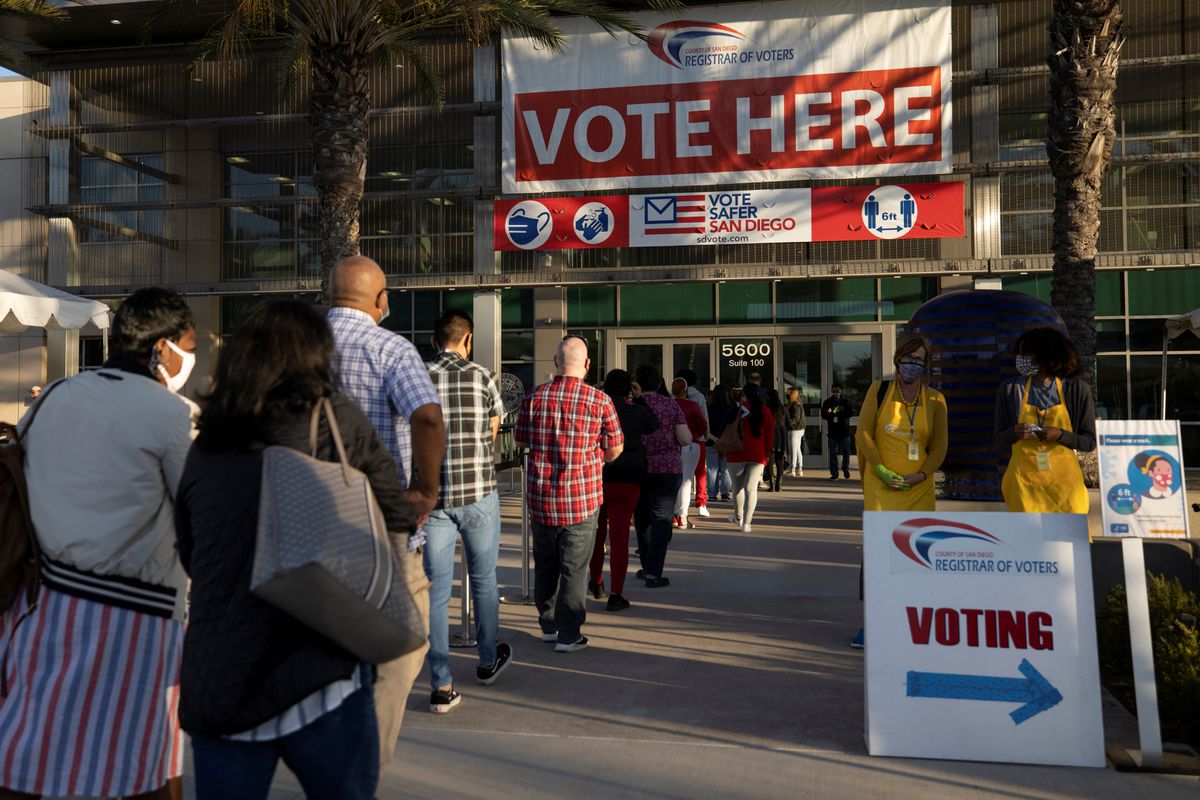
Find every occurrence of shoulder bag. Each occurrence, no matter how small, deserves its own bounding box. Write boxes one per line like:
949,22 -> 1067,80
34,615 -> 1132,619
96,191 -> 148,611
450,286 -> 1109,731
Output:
251,398 -> 425,664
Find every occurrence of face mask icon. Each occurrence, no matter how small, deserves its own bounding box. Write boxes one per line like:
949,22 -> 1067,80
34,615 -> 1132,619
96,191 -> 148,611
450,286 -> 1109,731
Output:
507,207 -> 551,247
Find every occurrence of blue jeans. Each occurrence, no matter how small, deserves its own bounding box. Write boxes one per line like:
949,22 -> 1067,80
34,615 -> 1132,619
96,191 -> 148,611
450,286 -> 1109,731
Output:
423,490 -> 500,689
191,678 -> 378,800
635,472 -> 682,579
828,435 -> 852,477
706,447 -> 731,498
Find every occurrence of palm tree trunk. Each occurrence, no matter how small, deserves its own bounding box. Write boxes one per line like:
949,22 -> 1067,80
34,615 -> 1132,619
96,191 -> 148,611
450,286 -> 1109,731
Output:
310,42 -> 370,299
1046,0 -> 1124,391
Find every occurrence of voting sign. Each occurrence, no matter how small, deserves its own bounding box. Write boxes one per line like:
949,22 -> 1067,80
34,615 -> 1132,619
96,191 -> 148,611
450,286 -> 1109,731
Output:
502,0 -> 953,192
493,183 -> 964,251
864,512 -> 1104,768
1096,420 -> 1191,539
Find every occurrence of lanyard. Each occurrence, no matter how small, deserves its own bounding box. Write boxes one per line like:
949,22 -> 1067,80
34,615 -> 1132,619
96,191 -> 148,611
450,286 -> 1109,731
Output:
901,386 -> 921,441
1031,379 -> 1059,429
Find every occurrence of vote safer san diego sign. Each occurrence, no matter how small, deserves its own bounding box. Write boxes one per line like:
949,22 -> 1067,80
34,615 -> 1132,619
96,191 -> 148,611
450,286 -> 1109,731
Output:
864,512 -> 1105,768
502,0 -> 952,193
493,183 -> 964,251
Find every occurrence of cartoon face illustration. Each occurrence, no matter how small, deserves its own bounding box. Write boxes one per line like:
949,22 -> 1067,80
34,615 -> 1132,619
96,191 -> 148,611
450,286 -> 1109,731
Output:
1148,458 -> 1173,490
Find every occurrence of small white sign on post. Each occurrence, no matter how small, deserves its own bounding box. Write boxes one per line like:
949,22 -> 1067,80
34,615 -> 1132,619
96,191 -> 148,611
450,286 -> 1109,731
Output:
1097,420 -> 1190,539
1094,419 -> 1188,768
865,512 -> 1104,768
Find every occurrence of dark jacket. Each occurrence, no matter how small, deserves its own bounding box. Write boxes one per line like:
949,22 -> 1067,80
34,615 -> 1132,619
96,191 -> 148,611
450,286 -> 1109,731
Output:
175,393 -> 417,737
821,395 -> 855,438
603,398 -> 659,484
993,376 -> 1097,453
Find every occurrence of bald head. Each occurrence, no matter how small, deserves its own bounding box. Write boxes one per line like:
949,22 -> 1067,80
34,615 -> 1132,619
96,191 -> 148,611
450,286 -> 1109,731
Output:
331,256 -> 388,321
555,336 -> 589,378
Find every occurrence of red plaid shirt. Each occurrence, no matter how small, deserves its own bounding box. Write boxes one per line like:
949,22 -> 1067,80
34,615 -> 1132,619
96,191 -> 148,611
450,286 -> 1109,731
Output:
516,375 -> 623,526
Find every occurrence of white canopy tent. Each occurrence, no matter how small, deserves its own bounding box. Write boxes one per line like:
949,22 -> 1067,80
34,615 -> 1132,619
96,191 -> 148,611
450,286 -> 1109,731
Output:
0,271 -> 111,365
1161,308 -> 1200,420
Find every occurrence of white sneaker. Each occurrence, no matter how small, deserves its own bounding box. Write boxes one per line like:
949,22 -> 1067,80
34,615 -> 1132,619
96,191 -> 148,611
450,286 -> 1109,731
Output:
697,506 -> 711,517
741,523 -> 752,533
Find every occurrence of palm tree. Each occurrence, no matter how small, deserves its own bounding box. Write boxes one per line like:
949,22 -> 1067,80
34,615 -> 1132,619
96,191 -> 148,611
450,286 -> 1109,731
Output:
178,0 -> 675,297
0,0 -> 67,68
1046,0 -> 1124,390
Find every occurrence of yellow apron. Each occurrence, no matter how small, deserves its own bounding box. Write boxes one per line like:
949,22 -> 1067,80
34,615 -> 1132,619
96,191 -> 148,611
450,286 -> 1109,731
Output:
1001,377 -> 1088,514
862,381 -> 936,512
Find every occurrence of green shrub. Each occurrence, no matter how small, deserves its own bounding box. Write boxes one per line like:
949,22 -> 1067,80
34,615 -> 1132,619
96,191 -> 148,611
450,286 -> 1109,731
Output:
1097,572 -> 1200,746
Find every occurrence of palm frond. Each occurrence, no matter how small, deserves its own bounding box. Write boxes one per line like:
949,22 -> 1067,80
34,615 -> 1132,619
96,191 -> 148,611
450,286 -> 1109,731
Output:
476,3 -> 566,50
274,29 -> 312,100
0,0 -> 68,22
138,0 -> 194,45
378,36 -> 444,109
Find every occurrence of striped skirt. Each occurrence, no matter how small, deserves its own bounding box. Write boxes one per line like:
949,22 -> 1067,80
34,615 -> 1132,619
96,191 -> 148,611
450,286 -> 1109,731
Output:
0,586 -> 184,797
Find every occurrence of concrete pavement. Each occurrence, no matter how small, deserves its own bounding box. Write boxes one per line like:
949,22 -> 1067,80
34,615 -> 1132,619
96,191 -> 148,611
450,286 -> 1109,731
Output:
219,474 -> 1199,799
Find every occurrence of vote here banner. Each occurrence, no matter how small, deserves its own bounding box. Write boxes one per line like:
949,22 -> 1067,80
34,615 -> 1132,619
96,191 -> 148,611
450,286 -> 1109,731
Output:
493,182 -> 964,251
502,1 -> 953,193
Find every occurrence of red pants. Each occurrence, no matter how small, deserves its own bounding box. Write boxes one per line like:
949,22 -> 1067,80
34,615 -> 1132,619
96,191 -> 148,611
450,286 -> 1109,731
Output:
591,482 -> 640,596
694,443 -> 707,507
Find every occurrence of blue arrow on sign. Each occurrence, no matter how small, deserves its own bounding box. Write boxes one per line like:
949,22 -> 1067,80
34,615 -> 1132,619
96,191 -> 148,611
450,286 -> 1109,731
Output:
906,658 -> 1063,725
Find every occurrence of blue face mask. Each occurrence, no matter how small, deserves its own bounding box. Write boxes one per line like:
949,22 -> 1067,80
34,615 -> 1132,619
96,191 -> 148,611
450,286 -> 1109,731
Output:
1015,354 -> 1039,377
897,362 -> 924,383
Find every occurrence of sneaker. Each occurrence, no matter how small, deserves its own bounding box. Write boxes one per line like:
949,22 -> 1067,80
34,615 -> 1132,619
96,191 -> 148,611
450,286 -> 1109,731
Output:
844,470 -> 851,479
728,513 -> 741,527
720,494 -> 731,501
541,631 -> 558,642
644,577 -> 671,588
606,594 -> 630,612
697,505 -> 711,518
672,515 -> 682,528
636,569 -> 647,580
741,524 -> 752,534
828,475 -> 838,481
797,471 -> 804,477
588,581 -> 606,600
555,636 -> 588,653
851,629 -> 865,649
430,688 -> 462,714
686,519 -> 697,529
476,642 -> 513,685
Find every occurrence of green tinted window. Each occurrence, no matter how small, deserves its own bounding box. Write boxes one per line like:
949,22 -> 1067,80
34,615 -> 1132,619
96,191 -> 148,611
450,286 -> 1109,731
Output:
1096,271 -> 1123,316
1127,268 -> 1200,316
718,282 -> 772,323
502,288 -> 533,329
1000,274 -> 1050,303
881,277 -> 939,321
441,290 -> 473,312
620,284 -> 714,325
776,278 -> 875,322
414,290 -> 439,330
567,285 -> 615,327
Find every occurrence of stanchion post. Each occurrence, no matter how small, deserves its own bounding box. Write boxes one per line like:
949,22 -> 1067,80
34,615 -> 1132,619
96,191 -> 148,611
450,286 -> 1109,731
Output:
450,544 -> 477,648
501,450 -> 535,605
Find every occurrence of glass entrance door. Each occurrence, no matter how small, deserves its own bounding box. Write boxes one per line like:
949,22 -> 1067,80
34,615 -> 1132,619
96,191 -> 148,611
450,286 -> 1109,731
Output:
621,339 -> 713,391
780,334 -> 879,468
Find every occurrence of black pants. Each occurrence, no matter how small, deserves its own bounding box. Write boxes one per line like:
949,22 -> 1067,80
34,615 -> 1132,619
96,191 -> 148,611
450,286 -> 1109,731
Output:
767,450 -> 786,490
635,472 -> 682,579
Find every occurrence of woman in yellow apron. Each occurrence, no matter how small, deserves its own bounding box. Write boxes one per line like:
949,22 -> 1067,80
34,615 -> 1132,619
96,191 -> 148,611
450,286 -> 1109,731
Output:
857,336 -> 949,512
851,335 -> 949,648
995,327 -> 1096,514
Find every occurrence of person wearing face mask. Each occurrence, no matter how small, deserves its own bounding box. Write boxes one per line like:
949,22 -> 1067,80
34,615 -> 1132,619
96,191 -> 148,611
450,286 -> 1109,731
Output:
851,334 -> 948,649
820,383 -> 854,480
326,255 -> 444,767
994,327 -> 1095,514
0,288 -> 196,800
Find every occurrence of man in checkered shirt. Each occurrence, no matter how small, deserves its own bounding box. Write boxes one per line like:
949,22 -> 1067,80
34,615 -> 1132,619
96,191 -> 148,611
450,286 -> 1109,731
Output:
421,309 -> 512,714
327,255 -> 444,767
515,336 -> 624,653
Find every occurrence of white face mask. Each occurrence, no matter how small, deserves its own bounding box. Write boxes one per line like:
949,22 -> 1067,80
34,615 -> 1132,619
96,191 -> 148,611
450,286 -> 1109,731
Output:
157,339 -> 195,394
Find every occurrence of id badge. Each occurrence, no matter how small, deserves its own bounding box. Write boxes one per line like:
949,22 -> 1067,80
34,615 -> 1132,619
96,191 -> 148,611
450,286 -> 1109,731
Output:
832,415 -> 838,424
1036,451 -> 1052,472
907,441 -> 920,461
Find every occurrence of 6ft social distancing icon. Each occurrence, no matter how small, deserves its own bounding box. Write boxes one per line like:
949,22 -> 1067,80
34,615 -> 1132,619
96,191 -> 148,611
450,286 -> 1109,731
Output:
863,185 -> 918,240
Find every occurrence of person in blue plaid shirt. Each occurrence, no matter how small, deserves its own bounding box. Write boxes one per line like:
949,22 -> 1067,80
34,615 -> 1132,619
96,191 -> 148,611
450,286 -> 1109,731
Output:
327,256 -> 445,768
422,309 -> 513,714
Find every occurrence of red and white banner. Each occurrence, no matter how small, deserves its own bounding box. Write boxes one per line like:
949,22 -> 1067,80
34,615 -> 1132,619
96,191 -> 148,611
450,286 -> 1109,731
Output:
494,182 -> 964,251
502,1 -> 953,193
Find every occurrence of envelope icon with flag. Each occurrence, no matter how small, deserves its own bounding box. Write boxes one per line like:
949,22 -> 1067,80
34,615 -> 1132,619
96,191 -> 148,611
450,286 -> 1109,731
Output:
645,196 -> 677,224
